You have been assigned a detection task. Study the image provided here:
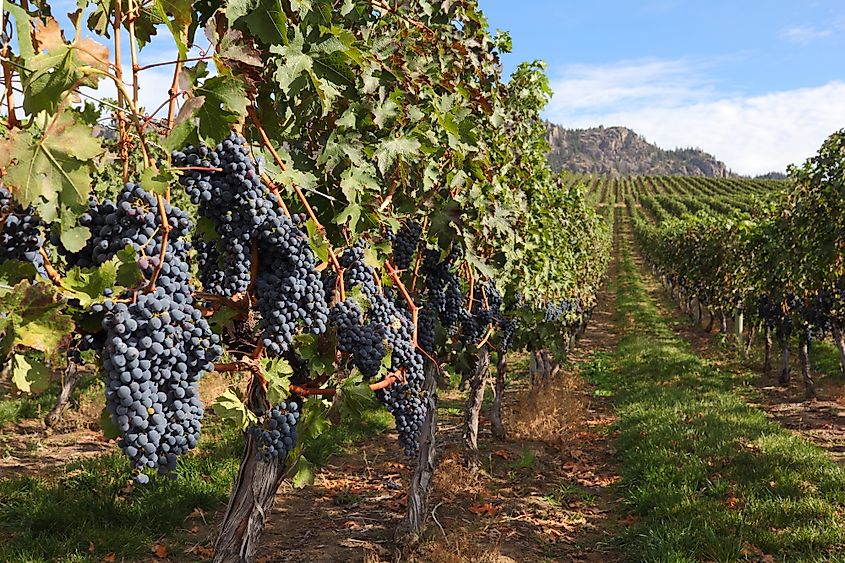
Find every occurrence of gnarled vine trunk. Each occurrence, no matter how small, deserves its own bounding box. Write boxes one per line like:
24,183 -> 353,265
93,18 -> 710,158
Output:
831,321 -> 845,374
463,346 -> 490,468
45,361 -> 82,429
719,309 -> 728,334
744,324 -> 756,359
778,330 -> 791,386
763,325 -> 773,377
489,351 -> 507,440
706,308 -> 715,333
395,360 -> 439,547
798,335 -> 816,399
213,381 -> 282,563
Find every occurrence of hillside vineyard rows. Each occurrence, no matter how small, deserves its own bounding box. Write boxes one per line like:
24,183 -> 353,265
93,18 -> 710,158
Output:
1,1 -> 845,562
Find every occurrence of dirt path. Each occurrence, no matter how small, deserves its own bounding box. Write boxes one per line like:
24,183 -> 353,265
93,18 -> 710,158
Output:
629,230 -> 845,465
250,242 -> 628,562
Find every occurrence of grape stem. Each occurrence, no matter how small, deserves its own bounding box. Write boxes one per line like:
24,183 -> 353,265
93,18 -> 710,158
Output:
144,195 -> 172,292
289,373 -> 399,397
476,325 -> 494,348
38,248 -> 62,285
172,166 -> 223,173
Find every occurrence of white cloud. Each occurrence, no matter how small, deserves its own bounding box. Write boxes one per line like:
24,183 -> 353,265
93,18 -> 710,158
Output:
779,26 -> 833,45
544,59 -> 845,175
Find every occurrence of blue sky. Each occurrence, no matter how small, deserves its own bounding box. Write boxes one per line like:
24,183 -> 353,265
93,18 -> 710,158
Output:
479,0 -> 845,174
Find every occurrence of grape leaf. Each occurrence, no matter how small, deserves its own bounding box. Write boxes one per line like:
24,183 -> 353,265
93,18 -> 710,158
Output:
0,281 -> 74,356
100,407 -> 121,440
337,379 -> 378,420
243,0 -> 288,45
12,354 -> 51,394
212,389 -> 256,430
61,262 -> 119,307
0,112 -> 102,222
374,136 -> 421,175
5,3 -> 35,59
289,455 -> 315,488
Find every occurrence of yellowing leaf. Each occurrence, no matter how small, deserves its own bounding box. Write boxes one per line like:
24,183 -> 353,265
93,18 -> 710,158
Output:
12,354 -> 51,394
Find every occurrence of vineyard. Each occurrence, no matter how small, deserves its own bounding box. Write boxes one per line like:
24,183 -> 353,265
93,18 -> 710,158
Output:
0,0 -> 845,562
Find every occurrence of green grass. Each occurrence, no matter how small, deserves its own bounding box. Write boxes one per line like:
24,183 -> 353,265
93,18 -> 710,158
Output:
583,235 -> 845,562
0,398 -> 392,562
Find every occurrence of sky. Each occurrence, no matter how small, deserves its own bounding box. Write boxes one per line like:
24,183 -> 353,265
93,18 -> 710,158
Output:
478,0 -> 845,175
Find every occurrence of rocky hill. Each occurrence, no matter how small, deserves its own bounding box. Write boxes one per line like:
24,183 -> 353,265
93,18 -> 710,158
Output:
545,124 -> 732,177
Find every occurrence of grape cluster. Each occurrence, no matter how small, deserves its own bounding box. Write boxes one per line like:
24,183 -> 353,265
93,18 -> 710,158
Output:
0,185 -> 46,275
389,221 -> 422,271
329,299 -> 385,378
420,247 -> 466,333
461,281 -> 502,344
172,134 -> 275,296
329,244 -> 427,456
255,212 -> 329,355
250,400 -> 300,462
174,134 -> 329,356
500,316 -> 518,352
85,184 -> 221,482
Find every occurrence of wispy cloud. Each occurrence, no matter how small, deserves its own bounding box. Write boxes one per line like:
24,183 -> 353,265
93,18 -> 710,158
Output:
779,25 -> 833,45
544,59 -> 845,175
547,59 -> 715,115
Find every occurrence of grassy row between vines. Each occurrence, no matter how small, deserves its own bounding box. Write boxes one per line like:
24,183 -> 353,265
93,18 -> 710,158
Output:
584,234 -> 845,562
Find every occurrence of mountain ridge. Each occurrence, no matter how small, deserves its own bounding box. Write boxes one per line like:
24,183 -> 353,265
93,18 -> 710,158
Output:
545,123 -> 735,178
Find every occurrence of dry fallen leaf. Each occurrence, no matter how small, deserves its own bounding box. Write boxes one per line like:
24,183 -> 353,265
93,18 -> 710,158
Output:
492,449 -> 513,460
151,542 -> 168,558
102,554 -> 116,562
468,502 -> 502,517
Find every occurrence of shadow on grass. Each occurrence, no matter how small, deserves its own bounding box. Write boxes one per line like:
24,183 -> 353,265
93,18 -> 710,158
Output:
0,398 -> 392,562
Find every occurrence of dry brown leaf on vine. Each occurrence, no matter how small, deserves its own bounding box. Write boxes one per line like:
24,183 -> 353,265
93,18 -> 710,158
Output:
34,17 -> 65,51
468,502 -> 501,516
101,554 -> 116,562
75,38 -> 110,72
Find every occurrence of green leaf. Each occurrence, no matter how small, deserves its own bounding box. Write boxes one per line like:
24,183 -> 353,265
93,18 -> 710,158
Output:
110,245 -> 142,288
243,0 -> 288,45
61,262 -> 118,307
0,281 -> 74,356
194,75 -> 248,141
270,33 -> 313,95
226,0 -> 259,24
289,455 -> 315,488
337,379 -> 377,420
263,357 -> 294,405
0,261 -> 38,288
374,136 -> 421,175
6,3 -> 35,59
0,112 -> 102,222
140,167 -> 176,196
11,354 -> 51,394
335,203 -> 361,233
100,407 -> 121,440
212,389 -> 256,430
304,220 -> 329,263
